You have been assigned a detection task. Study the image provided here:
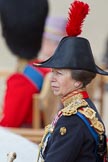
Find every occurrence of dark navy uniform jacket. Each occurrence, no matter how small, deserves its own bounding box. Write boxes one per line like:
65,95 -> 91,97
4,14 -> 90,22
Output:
42,96 -> 105,162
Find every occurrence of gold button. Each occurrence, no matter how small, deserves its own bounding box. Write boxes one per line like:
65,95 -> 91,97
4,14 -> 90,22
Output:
60,127 -> 67,135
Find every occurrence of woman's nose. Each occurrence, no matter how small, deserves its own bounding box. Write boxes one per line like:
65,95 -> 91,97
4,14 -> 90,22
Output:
50,72 -> 56,81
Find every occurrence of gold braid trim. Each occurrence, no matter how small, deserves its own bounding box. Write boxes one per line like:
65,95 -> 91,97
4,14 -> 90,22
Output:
78,108 -> 104,134
61,93 -> 88,116
61,93 -> 104,135
37,124 -> 54,162
39,124 -> 54,149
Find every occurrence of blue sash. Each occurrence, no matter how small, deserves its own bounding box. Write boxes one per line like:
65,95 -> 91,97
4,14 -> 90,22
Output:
76,112 -> 98,143
23,65 -> 43,91
76,112 -> 105,162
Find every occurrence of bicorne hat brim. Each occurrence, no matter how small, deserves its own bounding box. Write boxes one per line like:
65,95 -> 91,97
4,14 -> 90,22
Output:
34,37 -> 108,75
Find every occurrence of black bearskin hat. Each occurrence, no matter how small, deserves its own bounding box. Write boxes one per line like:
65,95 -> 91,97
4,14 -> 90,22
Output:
34,0 -> 108,75
0,0 -> 49,60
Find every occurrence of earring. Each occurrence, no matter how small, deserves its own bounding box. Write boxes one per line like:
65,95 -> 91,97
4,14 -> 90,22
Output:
74,81 -> 82,88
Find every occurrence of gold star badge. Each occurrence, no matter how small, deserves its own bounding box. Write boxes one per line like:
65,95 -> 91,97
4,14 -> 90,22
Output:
60,127 -> 67,135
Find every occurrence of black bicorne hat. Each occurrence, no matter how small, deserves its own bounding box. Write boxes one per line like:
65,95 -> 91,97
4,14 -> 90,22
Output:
34,0 -> 108,75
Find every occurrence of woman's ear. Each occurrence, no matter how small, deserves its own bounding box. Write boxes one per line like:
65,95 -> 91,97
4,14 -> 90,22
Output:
74,81 -> 82,88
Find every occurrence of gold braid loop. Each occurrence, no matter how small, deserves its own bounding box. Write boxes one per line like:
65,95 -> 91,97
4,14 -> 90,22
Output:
78,108 -> 104,134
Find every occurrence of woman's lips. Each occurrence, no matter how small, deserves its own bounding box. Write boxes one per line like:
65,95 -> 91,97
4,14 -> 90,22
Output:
51,86 -> 59,91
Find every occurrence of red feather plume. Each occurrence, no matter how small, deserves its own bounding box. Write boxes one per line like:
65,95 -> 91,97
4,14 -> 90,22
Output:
66,0 -> 89,36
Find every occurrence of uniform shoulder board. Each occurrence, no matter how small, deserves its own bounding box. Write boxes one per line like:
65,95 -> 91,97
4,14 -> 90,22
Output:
78,108 -> 104,134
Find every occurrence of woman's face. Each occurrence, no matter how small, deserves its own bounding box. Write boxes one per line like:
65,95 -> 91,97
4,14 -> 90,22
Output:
50,68 -> 77,97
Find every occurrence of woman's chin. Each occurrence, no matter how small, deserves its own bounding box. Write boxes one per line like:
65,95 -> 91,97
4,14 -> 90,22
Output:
53,90 -> 60,96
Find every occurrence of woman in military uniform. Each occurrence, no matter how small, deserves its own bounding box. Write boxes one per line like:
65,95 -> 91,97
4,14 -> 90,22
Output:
34,1 -> 107,162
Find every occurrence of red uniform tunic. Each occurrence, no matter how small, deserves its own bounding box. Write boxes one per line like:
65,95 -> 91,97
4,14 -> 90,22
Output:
0,60 -> 50,127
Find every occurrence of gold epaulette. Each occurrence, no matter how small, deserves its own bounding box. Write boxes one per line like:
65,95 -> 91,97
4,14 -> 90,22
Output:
78,108 -> 104,134
61,93 -> 104,134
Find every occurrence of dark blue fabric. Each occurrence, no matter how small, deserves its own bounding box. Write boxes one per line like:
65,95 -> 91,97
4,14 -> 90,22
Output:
44,115 -> 96,162
76,112 -> 98,143
23,65 -> 43,90
43,98 -> 106,162
76,112 -> 99,162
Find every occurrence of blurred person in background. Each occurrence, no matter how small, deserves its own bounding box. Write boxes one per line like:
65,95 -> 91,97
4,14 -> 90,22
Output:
38,16 -> 67,112
102,37 -> 108,69
0,0 -> 50,127
38,16 -> 67,60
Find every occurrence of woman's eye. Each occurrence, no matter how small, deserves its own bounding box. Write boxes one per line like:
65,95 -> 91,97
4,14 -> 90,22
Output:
57,71 -> 63,75
51,69 -> 63,75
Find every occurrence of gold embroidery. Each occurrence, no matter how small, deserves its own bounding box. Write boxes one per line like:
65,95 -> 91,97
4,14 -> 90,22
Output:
61,93 -> 104,135
78,108 -> 104,134
78,108 -> 96,119
39,124 -> 54,149
37,124 -> 54,162
61,93 -> 88,116
63,93 -> 83,107
60,127 -> 67,135
45,124 -> 54,134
